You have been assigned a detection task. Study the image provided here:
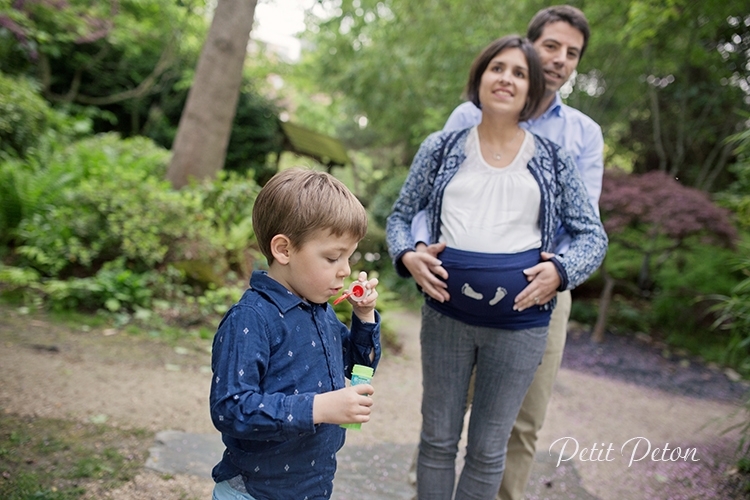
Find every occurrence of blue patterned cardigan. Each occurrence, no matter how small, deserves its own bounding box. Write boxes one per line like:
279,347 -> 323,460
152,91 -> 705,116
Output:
386,128 -> 608,292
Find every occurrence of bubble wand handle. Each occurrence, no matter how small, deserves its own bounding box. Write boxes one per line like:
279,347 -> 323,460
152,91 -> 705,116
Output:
333,281 -> 370,305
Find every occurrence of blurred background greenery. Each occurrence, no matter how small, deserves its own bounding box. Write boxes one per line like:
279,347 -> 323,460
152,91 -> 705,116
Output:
0,0 -> 749,377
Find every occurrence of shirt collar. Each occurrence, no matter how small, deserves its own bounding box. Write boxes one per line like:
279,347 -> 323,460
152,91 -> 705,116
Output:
525,92 -> 563,127
542,92 -> 564,118
249,270 -> 329,313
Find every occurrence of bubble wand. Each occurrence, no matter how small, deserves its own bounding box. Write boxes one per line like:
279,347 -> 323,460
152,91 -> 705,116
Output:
333,280 -> 369,305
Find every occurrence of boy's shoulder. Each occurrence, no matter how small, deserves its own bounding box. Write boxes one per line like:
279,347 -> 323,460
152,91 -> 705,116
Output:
244,271 -> 305,312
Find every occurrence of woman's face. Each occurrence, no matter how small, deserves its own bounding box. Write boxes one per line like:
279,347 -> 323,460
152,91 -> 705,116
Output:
478,47 -> 530,120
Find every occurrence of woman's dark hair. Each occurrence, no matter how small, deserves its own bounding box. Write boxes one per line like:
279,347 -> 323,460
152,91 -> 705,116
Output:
464,35 -> 546,122
527,5 -> 590,60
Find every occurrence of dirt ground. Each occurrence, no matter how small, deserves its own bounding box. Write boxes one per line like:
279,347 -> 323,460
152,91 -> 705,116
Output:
0,305 -> 747,499
0,306 -> 424,499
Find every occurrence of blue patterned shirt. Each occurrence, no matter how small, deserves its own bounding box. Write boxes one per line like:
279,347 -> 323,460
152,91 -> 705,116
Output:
386,129 -> 607,291
443,94 -> 604,254
209,270 -> 381,500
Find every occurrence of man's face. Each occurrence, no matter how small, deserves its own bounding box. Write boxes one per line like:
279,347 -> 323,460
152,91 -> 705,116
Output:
532,21 -> 585,94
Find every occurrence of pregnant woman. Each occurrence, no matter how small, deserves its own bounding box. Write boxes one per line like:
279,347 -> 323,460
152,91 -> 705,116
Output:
386,35 -> 607,499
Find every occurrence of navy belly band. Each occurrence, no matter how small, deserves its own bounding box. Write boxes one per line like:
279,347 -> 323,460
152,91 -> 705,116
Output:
426,247 -> 552,329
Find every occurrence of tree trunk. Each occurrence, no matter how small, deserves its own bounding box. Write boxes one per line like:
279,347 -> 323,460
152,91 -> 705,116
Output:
166,0 -> 258,189
592,266 -> 616,343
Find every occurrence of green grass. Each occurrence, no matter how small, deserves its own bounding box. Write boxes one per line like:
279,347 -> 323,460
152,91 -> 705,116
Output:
0,413 -> 152,499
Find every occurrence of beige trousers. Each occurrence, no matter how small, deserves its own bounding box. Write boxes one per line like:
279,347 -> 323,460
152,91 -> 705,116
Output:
408,291 -> 572,500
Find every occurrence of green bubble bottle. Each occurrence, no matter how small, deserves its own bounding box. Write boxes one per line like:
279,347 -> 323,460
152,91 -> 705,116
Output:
340,364 -> 374,430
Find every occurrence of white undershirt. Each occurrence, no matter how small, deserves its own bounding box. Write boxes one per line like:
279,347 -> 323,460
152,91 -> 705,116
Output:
439,127 -> 542,253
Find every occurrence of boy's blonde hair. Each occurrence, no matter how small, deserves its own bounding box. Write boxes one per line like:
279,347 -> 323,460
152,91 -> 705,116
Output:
252,168 -> 368,265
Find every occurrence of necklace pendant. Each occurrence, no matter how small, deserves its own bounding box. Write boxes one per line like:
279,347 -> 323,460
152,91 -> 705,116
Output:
493,153 -> 502,161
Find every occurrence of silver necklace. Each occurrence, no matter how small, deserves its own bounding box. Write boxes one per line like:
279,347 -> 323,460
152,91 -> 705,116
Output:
481,127 -> 522,161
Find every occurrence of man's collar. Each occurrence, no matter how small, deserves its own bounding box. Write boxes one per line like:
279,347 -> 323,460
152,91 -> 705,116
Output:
540,92 -> 564,118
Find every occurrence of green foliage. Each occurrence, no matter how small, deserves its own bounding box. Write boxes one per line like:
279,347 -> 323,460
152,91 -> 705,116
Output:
368,169 -> 408,229
0,72 -> 50,158
0,133 -> 242,315
224,88 -> 283,185
299,0 -> 532,154
42,260 -> 158,313
0,130 -> 272,321
0,153 -> 77,247
183,170 -> 264,276
718,116 -> 750,230
651,243 -> 742,335
570,298 -> 599,326
709,238 -> 750,377
12,134 -> 222,278
710,126 -> 750,380
300,0 -> 749,189
605,0 -> 749,189
0,0 -> 208,144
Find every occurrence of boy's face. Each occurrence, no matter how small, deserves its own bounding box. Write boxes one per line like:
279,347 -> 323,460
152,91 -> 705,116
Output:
274,230 -> 359,304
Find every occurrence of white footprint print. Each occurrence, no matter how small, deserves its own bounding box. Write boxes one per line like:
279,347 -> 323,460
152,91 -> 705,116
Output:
461,283 -> 484,300
489,287 -> 507,306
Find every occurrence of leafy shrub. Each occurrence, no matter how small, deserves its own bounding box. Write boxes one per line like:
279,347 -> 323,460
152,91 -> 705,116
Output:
51,132 -> 170,180
368,169 -> 408,229
14,134 -> 225,279
0,153 -> 79,247
569,297 -> 599,326
183,170 -> 263,277
0,72 -> 50,158
719,114 -> 750,230
709,238 -> 750,376
224,89 -> 283,186
651,242 -> 742,335
707,126 -> 750,376
0,133 -> 239,315
42,259 -> 158,312
594,169 -> 739,339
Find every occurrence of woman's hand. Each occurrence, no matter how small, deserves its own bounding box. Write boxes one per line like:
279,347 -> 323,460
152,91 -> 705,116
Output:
513,252 -> 561,311
401,242 -> 450,302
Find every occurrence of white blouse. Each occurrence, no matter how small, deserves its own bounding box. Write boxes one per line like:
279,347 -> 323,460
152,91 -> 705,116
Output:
439,126 -> 542,253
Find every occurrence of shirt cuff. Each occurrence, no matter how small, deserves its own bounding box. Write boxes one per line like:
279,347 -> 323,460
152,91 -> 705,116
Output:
350,311 -> 382,370
550,256 -> 569,291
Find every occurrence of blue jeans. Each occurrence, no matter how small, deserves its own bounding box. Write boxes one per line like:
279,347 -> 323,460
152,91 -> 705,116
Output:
212,479 -> 257,500
417,306 -> 548,500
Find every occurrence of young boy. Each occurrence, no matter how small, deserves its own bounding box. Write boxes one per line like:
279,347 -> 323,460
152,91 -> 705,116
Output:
209,168 -> 382,500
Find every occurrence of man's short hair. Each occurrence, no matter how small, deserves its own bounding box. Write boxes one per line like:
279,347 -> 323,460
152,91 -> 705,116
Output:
464,35 -> 546,122
527,5 -> 590,60
252,168 -> 368,265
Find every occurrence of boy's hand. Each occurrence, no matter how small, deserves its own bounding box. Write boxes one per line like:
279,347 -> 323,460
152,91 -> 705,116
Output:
312,384 -> 375,425
349,271 -> 378,323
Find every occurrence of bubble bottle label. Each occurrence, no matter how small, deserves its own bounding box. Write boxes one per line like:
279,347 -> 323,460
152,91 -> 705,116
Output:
340,364 -> 374,430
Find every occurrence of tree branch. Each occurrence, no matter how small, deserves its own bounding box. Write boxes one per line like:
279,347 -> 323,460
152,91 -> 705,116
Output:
649,83 -> 668,172
73,43 -> 176,105
695,120 -> 735,190
703,140 -> 735,192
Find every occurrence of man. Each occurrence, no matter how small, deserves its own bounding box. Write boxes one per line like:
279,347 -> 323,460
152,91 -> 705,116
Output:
408,6 -> 603,500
